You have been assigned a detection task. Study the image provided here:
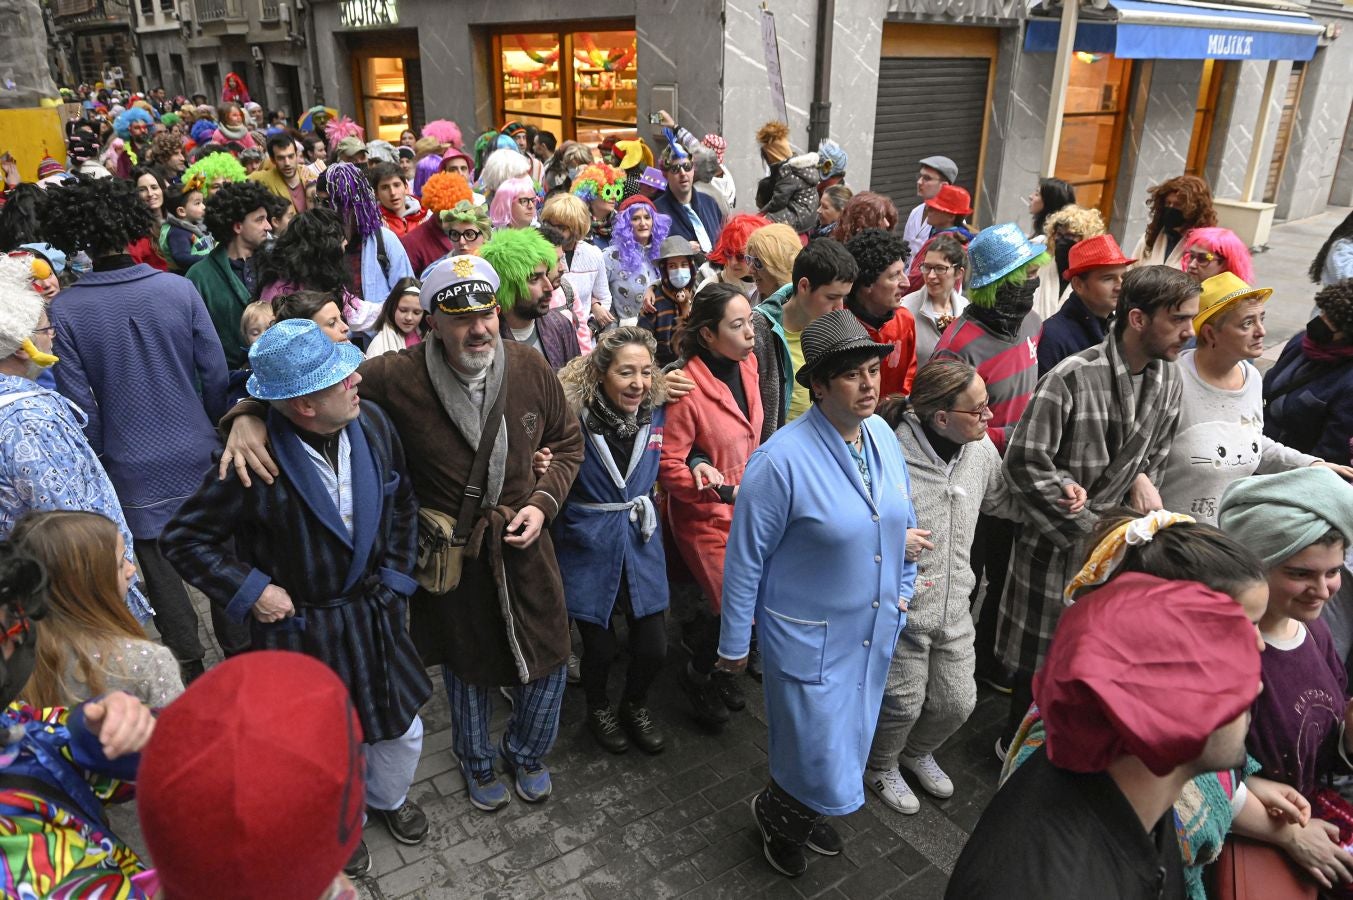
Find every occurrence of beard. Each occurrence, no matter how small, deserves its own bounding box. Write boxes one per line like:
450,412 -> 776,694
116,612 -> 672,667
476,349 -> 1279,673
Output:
454,344 -> 495,375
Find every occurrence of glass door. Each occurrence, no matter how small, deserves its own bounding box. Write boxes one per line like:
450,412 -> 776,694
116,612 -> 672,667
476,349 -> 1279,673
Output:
570,29 -> 637,146
1054,53 -> 1133,224
498,32 -> 565,140
355,56 -> 410,144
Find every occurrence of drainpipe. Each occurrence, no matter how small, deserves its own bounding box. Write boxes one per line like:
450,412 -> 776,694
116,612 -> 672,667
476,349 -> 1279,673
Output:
1041,0 -> 1080,176
808,0 -> 835,149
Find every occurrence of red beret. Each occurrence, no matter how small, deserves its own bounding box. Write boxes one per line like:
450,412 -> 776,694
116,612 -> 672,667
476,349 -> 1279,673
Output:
138,651 -> 366,900
1035,572 -> 1261,776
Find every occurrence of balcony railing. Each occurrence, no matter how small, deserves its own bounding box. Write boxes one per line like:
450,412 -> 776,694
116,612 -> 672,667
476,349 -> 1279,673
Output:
260,0 -> 280,20
195,0 -> 243,22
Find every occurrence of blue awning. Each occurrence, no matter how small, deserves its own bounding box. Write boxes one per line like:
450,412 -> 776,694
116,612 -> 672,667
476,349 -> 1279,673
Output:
1024,0 -> 1322,61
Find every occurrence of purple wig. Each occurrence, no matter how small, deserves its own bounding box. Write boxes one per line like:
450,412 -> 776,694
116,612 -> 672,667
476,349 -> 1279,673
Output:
611,202 -> 672,275
325,161 -> 383,240
412,153 -> 442,198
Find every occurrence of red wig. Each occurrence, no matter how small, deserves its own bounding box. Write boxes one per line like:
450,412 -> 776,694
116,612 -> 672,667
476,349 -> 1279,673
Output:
708,213 -> 772,266
834,192 -> 899,244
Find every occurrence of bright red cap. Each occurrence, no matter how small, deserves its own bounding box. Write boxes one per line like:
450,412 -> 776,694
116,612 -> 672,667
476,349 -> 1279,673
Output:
925,184 -> 972,217
1062,233 -> 1136,281
138,651 -> 366,900
1035,572 -> 1261,777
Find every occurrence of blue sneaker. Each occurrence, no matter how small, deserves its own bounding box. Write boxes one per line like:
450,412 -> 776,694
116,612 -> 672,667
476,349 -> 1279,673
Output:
508,760 -> 553,802
460,761 -> 511,812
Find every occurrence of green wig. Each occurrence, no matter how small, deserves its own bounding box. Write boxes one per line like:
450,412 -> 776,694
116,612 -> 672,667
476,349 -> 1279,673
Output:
478,227 -> 557,312
181,153 -> 248,198
967,250 -> 1051,308
440,200 -> 491,235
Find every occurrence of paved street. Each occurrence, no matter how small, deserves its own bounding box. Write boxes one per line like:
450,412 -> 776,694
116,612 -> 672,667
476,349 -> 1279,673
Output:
107,206 -> 1348,899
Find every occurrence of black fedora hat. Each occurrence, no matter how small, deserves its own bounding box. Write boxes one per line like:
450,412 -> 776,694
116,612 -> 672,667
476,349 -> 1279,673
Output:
795,309 -> 891,389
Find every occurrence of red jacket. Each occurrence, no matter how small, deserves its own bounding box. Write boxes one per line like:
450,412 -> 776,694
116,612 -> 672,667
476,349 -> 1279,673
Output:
854,307 -> 918,397
658,352 -> 763,612
381,203 -> 430,238
398,214 -> 452,275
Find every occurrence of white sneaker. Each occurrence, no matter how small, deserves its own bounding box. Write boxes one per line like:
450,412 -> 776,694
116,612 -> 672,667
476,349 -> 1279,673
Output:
900,753 -> 954,799
866,767 -> 920,815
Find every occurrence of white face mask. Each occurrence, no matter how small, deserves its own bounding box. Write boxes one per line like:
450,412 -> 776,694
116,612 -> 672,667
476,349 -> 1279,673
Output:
668,267 -> 692,289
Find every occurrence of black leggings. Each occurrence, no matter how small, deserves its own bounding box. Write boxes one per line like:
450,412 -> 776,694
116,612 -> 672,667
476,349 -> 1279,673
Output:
576,582 -> 667,709
136,538 -> 252,663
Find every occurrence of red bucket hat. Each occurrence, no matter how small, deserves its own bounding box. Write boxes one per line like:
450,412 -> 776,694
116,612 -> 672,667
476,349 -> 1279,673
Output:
1062,233 -> 1136,281
925,183 -> 973,217
1034,572 -> 1261,777
138,651 -> 367,900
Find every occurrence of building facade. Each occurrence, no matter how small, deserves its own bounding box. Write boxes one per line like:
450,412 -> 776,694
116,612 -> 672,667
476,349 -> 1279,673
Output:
50,0 -> 140,88
288,0 -> 1353,247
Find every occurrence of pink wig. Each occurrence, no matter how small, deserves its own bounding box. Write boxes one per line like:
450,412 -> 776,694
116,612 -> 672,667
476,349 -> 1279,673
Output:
422,119 -> 462,148
324,116 -> 364,146
489,175 -> 538,229
1180,227 -> 1254,283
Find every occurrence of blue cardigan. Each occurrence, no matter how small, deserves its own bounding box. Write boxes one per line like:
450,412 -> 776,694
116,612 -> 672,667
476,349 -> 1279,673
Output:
52,263 -> 228,538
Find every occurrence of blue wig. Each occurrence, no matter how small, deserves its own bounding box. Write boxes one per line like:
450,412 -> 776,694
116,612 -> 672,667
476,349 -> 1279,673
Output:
611,202 -> 672,275
189,118 -> 218,145
113,107 -> 154,140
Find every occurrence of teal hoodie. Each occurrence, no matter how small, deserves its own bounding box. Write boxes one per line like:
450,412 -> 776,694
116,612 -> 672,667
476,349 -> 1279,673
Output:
752,282 -> 795,428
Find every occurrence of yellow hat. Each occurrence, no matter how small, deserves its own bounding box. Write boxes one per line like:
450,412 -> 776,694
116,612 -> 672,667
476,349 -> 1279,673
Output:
615,139 -> 653,172
1194,271 -> 1273,333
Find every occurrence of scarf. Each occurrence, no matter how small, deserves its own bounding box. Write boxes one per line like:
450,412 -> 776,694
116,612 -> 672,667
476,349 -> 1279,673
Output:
217,121 -> 249,141
586,391 -> 651,440
166,213 -> 208,238
423,332 -> 508,508
967,277 -> 1038,341
591,213 -> 614,243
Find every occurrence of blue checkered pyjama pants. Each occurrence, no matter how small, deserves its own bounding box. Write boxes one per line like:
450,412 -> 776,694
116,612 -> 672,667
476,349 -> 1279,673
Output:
444,664 -> 567,777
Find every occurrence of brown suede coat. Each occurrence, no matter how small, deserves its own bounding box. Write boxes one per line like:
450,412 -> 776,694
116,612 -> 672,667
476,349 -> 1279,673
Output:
359,340 -> 583,685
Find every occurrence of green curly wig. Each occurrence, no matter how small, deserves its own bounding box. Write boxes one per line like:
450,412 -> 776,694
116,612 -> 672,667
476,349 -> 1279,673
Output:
967,250 -> 1051,308
181,153 -> 247,198
478,227 -> 557,313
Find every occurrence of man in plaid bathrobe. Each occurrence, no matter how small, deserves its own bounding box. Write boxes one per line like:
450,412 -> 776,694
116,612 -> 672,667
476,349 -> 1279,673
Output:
995,266 -> 1199,748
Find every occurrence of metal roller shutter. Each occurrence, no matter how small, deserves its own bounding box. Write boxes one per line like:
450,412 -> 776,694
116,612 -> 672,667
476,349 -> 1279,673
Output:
870,56 -> 989,214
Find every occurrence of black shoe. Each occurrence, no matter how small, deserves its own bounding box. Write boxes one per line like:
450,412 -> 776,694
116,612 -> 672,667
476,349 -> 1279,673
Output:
179,659 -> 206,685
679,666 -> 730,727
712,670 -> 746,711
586,706 -> 630,754
374,799 -> 428,845
746,644 -> 763,682
343,838 -> 372,877
618,701 -> 665,754
749,793 -> 806,878
805,820 -> 843,856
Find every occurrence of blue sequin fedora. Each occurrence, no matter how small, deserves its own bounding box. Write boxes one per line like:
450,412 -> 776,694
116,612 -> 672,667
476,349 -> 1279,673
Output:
966,222 -> 1045,289
247,319 -> 364,401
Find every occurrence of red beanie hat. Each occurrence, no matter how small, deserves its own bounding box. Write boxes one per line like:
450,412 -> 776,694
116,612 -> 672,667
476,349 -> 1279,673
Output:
1035,572 -> 1261,777
138,651 -> 366,900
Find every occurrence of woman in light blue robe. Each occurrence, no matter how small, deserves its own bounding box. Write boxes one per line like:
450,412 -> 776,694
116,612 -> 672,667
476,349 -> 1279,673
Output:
718,310 -> 917,878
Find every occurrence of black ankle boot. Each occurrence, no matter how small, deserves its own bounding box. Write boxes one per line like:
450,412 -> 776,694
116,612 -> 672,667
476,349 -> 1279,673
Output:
586,706 -> 629,754
618,700 -> 665,754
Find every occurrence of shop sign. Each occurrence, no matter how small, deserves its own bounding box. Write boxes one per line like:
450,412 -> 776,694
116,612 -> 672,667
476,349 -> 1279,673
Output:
340,0 -> 397,29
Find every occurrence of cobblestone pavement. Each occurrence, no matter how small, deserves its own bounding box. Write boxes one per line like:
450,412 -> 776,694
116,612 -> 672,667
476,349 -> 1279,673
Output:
107,208 -> 1347,898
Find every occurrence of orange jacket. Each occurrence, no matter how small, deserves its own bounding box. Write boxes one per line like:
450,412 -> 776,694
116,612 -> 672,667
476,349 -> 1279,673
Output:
855,307 -> 918,397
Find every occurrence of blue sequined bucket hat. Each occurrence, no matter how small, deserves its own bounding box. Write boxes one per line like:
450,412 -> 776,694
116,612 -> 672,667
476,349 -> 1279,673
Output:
247,319 -> 364,401
966,223 -> 1045,289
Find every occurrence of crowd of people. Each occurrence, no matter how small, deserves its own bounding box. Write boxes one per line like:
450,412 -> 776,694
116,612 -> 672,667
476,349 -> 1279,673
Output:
1,79 -> 1353,898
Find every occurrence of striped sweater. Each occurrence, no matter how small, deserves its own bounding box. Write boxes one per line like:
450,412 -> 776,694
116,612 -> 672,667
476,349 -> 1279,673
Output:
932,311 -> 1042,454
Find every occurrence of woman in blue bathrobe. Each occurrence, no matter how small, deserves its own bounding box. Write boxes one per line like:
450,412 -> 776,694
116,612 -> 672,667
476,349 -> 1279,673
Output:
718,310 -> 917,878
554,326 -> 671,756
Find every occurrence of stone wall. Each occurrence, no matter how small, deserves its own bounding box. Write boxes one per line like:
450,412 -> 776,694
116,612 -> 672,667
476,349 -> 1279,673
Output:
1110,58 -> 1202,250
1277,37 -> 1353,221
981,28 -> 1052,228
1205,59 -> 1290,203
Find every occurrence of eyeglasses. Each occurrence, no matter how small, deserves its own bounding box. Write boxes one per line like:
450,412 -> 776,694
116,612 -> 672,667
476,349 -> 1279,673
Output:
947,401 -> 990,417
664,161 -> 693,173
446,228 -> 483,243
920,263 -> 954,275
32,324 -> 56,336
746,254 -> 764,271
1186,250 -> 1223,264
1,604 -> 30,643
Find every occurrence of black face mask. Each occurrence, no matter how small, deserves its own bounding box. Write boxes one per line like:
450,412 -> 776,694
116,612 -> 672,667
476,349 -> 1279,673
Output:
968,277 -> 1040,341
0,630 -> 37,709
1308,315 -> 1337,344
1160,207 -> 1187,230
1054,236 -> 1077,284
